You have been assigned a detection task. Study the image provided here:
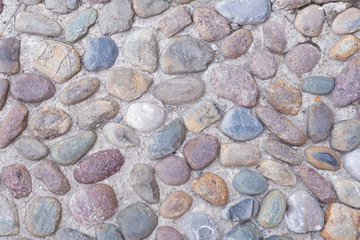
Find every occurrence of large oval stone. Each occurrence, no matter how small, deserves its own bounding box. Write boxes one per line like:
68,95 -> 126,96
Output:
103,122 -> 139,149
305,146 -> 340,171
25,196 -> 61,237
258,159 -> 297,186
330,119 -> 360,152
331,8 -> 360,35
29,106 -> 72,140
285,44 -> 320,75
14,137 -> 48,160
69,184 -> 118,225
65,8 -> 97,43
221,107 -> 263,141
159,191 -> 192,219
262,139 -> 303,165
183,212 -> 220,240
0,193 -> 19,236
59,77 -> 100,105
256,190 -> 286,229
232,169 -> 267,195
221,196 -> 259,222
1,163 -> 32,198
74,149 -> 124,184
155,155 -> 190,186
220,143 -> 260,167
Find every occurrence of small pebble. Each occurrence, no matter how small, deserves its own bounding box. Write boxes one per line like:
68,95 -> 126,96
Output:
156,5 -> 191,38
103,122 -> 139,149
55,228 -> 95,240
329,35 -> 360,61
0,193 -> 19,236
0,78 -> 9,110
133,0 -> 169,18
285,44 -> 321,75
302,76 -> 335,95
131,163 -> 160,204
262,139 -> 303,165
159,191 -> 192,219
221,196 -> 259,222
330,119 -> 360,152
0,37 -> 20,75
225,221 -> 263,240
60,77 -> 100,105
258,159 -> 297,186
220,143 -> 260,167
294,5 -> 324,37
44,0 -> 78,14
262,20 -> 287,53
155,155 -> 190,186
307,102 -> 333,143
220,29 -> 253,58
156,226 -> 184,240
96,224 -> 124,240
14,137 -> 48,160
343,148 -> 360,181
331,8 -> 360,35
248,49 -> 278,80
333,179 -> 360,208
183,212 -> 220,240
1,164 -> 32,198
232,169 -> 267,195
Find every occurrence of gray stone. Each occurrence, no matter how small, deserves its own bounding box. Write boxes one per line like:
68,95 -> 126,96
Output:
343,148 -> 360,181
21,0 -> 41,4
225,221 -> 262,240
332,8 -> 360,35
96,224 -> 124,240
232,169 -> 267,195
221,107 -> 263,141
330,119 -> 360,152
258,159 -> 297,186
156,6 -> 192,38
285,44 -> 321,75
0,78 -> 9,110
44,0 -> 78,14
221,196 -> 259,222
215,0 -> 271,25
55,228 -> 95,240
99,0 -> 134,35
183,212 -> 220,240
133,0 -> 169,18
14,137 -> 48,160
220,143 -> 260,167
294,5 -> 325,37
131,163 -> 160,204
266,236 -> 294,240
60,77 -> 100,105
103,122 -> 139,149
0,37 -> 20,75
65,8 -> 97,43
333,179 -> 360,208
0,193 -> 19,236
302,76 -> 335,95
15,11 -> 61,37
307,102 -> 333,143
262,139 -> 303,165
160,36 -> 214,74
146,119 -> 186,159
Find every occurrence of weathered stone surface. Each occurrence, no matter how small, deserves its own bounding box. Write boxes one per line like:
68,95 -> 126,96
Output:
77,98 -> 119,129
331,8 -> 360,35
14,137 -> 48,160
232,169 -> 267,195
0,104 -> 28,149
124,29 -> 158,72
34,160 -> 70,195
220,29 -> 253,58
225,221 -> 262,240
33,40 -> 81,83
25,196 -> 61,237
302,76 -> 335,95
55,228 -> 95,240
191,172 -> 228,206
11,73 -> 55,103
294,5 -> 324,37
156,226 -> 183,240
146,119 -> 186,159
329,35 -> 360,61
193,7 -> 230,41
285,190 -> 324,233
133,0 -> 169,18
153,77 -> 204,105
69,184 -> 118,225
215,0 -> 271,25
1,164 -> 32,198
321,203 -> 360,240
256,106 -> 306,146
99,0 -> 134,35
331,53 -> 360,107
50,131 -> 96,166
343,148 -> 360,181
117,202 -> 158,240
44,0 -> 78,14
159,191 -> 192,219
160,36 -> 214,74
15,11 -> 61,37
285,44 -> 321,75
333,179 -> 360,208
0,37 -> 20,75
256,190 -> 286,229
221,196 -> 259,222
330,119 -> 360,152
82,37 -> 119,71
29,106 -> 72,140
183,212 -> 220,240
206,64 -> 259,107
262,20 -> 287,53
266,78 -> 302,115
106,67 -> 152,102
96,223 -> 124,240
183,134 -> 219,170
183,100 -> 220,132
274,0 -> 310,10
248,49 -> 278,80
103,122 -> 139,149
262,139 -> 303,165
60,77 -> 100,105
265,236 -> 293,240
125,102 -> 165,131
307,102 -> 333,143
74,149 -> 125,184
294,165 -> 336,203
131,163 -> 160,204
0,78 -> 9,110
156,6 -> 191,38
258,159 -> 297,186
220,143 -> 260,167
155,155 -> 190,186
0,193 -> 19,236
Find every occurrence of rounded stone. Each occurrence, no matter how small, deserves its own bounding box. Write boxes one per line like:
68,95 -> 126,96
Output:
333,179 -> 360,208
155,155 -> 190,186
69,184 -> 118,225
0,37 -> 20,75
25,196 -> 61,237
220,196 -> 259,222
132,0 -> 169,18
262,139 -> 303,165
65,8 -> 97,43
96,223 -> 124,240
258,159 -> 297,186
232,169 -> 267,195
125,102 -> 165,132
14,136 -> 48,160
103,122 -> 139,149
156,5 -> 192,38
262,20 -> 287,53
307,102 -> 333,143
302,76 -> 335,95
248,49 -> 278,80
225,221 -> 263,240
331,8 -> 360,35
294,5 -> 324,37
183,212 -> 220,240
156,226 -> 183,240
159,191 -> 192,219
55,228 -> 95,240
343,148 -> 360,181
59,77 -> 100,105
330,119 -> 360,152
285,44 -> 321,75
220,29 -> 253,58
44,0 -> 78,14
329,35 -> 360,61
220,143 -> 260,167
305,146 -> 340,171
183,134 -> 219,170
1,163 -> 32,198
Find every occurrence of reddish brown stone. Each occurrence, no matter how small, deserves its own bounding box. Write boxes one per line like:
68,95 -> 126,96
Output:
248,49 -> 277,80
156,226 -> 184,240
262,20 -> 287,53
159,191 -> 192,219
34,160 -> 70,195
0,78 -> 9,110
1,164 -> 32,198
69,184 -> 118,225
294,165 -> 336,203
0,104 -> 28,149
256,106 -> 306,146
221,29 -> 253,59
285,44 -> 320,75
191,172 -> 228,206
74,149 -> 124,184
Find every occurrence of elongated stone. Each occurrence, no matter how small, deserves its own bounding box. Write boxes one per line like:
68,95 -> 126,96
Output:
275,0 -> 310,10
15,11 -> 61,36
156,226 -> 183,240
133,0 -> 169,18
60,77 -> 100,105
103,122 -> 139,149
307,102 -> 333,143
221,196 -> 259,222
330,119 -> 360,152
331,8 -> 360,35
0,193 -> 19,236
156,5 -> 191,38
302,76 -> 335,95
220,143 -> 260,167
258,159 -> 297,186
262,139 -> 303,165
329,35 -> 360,61
131,163 -> 160,204
262,20 -> 287,53
0,37 -> 20,75
44,0 -> 78,14
15,136 -> 48,160
221,29 -> 253,58
1,164 -> 32,198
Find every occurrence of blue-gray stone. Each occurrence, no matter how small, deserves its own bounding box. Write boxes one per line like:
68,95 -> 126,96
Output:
146,119 -> 186,160
312,152 -> 338,167
183,212 -> 220,240
65,8 -> 97,43
232,169 -> 267,195
55,228 -> 95,240
265,235 -> 294,240
221,196 -> 259,222
82,37 -> 119,71
215,0 -> 271,25
224,221 -> 262,240
302,76 -> 335,95
0,193 -> 19,236
96,223 -> 124,240
221,107 -> 263,141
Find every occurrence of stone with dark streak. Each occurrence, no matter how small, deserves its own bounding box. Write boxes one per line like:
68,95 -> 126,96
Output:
305,146 -> 341,170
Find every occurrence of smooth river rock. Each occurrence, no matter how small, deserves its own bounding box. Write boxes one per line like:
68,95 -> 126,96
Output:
333,179 -> 360,208
220,143 -> 260,167
155,155 -> 190,186
285,44 -> 320,75
0,78 -> 9,110
60,77 -> 100,105
132,0 -> 169,18
0,37 -> 20,75
262,139 -> 303,165
65,8 -> 97,43
103,122 -> 139,148
343,148 -> 360,181
131,163 -> 160,204
225,221 -> 262,240
96,223 -> 124,240
331,8 -> 360,35
156,226 -> 184,240
293,4 -> 324,37
330,119 -> 360,152
55,228 -> 95,240
0,193 -> 19,236
221,29 -> 253,58
156,5 -> 191,38
248,49 -> 277,80
302,76 -> 335,95
305,146 -> 340,170
44,0 -> 78,14
232,169 -> 267,195
183,212 -> 220,240
329,35 -> 360,61
258,159 -> 297,186
1,164 -> 32,198
14,137 -> 48,160
159,191 -> 192,219
262,20 -> 287,53
221,196 -> 259,222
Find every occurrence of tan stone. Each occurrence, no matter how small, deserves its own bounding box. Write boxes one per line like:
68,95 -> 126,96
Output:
305,146 -> 341,171
329,35 -> 360,61
258,159 -> 297,186
159,191 -> 192,219
220,143 -> 260,167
